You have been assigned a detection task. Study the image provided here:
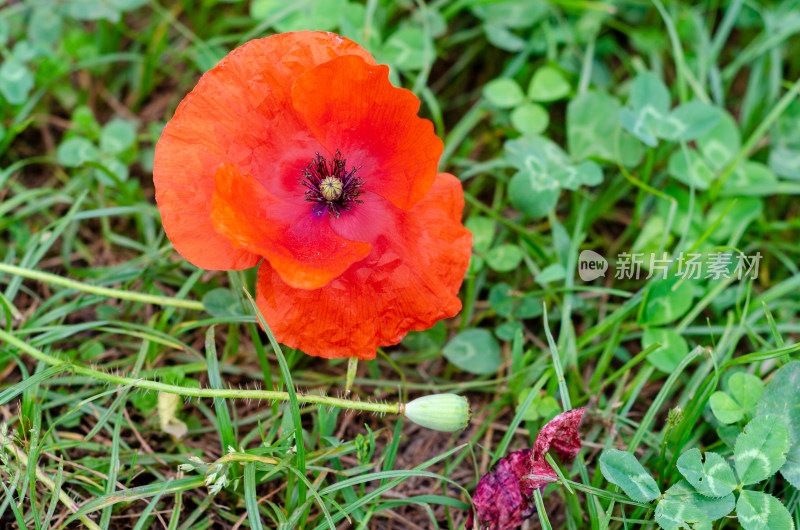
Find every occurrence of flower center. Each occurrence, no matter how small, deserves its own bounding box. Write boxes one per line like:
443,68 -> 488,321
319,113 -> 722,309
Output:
319,176 -> 343,201
299,150 -> 364,218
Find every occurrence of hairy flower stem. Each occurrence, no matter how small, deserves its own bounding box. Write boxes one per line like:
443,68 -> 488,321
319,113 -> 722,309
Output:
0,329 -> 401,415
0,262 -> 206,311
0,431 -> 103,530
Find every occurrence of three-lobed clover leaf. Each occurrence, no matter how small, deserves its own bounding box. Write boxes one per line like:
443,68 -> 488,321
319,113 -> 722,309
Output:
56,112 -> 138,187
756,361 -> 800,489
619,72 -> 719,149
676,448 -> 737,498
505,136 -> 603,218
736,490 -> 794,530
734,415 -> 790,485
655,480 -> 734,530
666,110 -> 766,191
567,91 -> 645,167
709,372 -> 764,424
483,65 -> 574,139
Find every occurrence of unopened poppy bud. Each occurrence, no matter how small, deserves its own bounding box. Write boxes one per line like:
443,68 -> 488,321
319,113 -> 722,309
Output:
402,393 -> 470,432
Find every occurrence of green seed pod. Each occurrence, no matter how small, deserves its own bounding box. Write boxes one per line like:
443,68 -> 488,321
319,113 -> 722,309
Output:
402,393 -> 470,432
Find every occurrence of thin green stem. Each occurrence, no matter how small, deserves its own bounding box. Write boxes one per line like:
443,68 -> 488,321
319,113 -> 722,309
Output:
543,303 -> 571,411
0,329 -> 400,415
627,346 -> 706,453
544,453 -> 574,495
214,453 -> 280,467
651,0 -> 688,103
345,357 -> 358,396
0,262 -> 205,311
463,192 -> 547,258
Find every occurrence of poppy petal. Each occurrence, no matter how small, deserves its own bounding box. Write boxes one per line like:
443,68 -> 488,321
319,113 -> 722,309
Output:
467,408 -> 587,529
291,55 -> 442,211
154,32 -> 375,270
211,164 -> 371,290
256,173 -> 472,359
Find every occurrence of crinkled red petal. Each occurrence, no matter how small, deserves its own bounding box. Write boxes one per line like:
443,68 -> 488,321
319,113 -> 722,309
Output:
468,408 -> 586,530
154,32 -> 374,270
255,173 -> 471,359
291,55 -> 442,210
210,164 -> 370,289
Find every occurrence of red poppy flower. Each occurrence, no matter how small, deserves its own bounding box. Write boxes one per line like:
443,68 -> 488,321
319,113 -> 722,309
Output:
154,31 -> 472,359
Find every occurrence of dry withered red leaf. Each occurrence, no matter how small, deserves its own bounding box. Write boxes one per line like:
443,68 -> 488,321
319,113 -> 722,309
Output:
467,407 -> 586,530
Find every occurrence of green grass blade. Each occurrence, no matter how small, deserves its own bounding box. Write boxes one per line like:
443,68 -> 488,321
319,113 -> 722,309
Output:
205,326 -> 236,454
242,288 -> 307,507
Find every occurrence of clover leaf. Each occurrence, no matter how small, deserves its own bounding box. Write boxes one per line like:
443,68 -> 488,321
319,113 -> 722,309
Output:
443,328 -> 502,375
100,119 -> 137,155
510,103 -> 549,136
642,277 -> 694,326
734,415 -> 790,485
620,72 -> 720,149
667,109 -> 743,190
527,66 -> 570,102
57,137 -> 100,168
483,78 -> 525,108
656,480 -> 734,530
768,99 -> 800,179
505,136 -> 603,218
485,244 -> 523,272
756,361 -> 800,488
710,372 -> 763,424
599,449 -> 660,503
736,490 -> 794,530
676,448 -> 736,498
0,59 -> 34,105
641,328 -> 689,373
567,91 -> 644,167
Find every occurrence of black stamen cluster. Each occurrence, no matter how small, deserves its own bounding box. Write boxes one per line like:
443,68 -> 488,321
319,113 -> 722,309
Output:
299,150 -> 364,218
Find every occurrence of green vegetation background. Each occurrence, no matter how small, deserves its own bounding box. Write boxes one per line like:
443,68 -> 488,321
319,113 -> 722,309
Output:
1,0 -> 799,529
